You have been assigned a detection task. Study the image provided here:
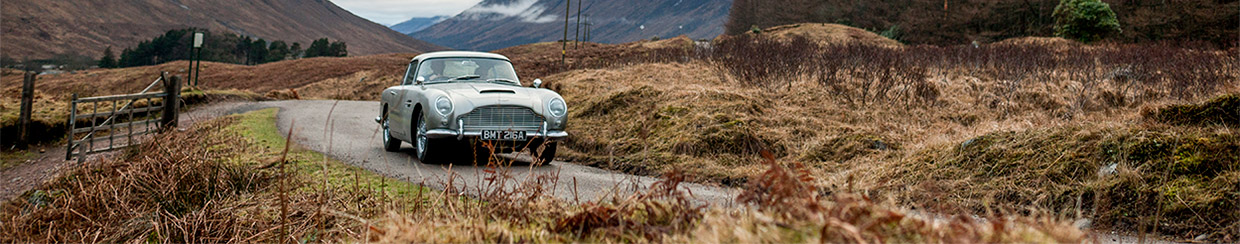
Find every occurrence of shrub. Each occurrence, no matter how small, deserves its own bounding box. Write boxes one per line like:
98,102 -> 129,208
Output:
1052,0 -> 1121,43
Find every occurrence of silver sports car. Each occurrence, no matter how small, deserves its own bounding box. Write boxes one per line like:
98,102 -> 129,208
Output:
376,51 -> 568,164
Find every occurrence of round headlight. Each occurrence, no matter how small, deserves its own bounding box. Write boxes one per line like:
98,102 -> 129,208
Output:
435,96 -> 453,115
548,98 -> 567,117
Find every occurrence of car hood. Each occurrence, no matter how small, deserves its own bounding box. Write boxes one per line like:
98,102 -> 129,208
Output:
433,82 -> 544,110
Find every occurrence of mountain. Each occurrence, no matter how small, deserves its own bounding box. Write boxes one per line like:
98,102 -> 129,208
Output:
412,0 -> 731,51
389,16 -> 450,34
1,0 -> 446,60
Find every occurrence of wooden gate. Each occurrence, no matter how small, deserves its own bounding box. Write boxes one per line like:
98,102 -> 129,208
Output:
65,74 -> 181,163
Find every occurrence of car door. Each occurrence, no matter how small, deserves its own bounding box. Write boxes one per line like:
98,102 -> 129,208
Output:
388,60 -> 418,139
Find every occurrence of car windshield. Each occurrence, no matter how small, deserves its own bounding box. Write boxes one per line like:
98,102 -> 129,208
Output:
412,58 -> 520,85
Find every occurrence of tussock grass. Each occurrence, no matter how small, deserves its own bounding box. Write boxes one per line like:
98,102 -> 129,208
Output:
865,123 -> 1238,240
1146,93 -> 1239,127
0,108 -> 439,242
545,37 -> 1237,240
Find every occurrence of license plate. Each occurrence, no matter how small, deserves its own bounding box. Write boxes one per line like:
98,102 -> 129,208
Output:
481,130 -> 527,141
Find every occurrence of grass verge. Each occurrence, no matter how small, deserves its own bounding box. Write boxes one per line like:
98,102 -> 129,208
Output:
0,108 -> 436,242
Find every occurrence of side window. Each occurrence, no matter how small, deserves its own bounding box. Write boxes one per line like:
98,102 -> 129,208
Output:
402,61 -> 417,85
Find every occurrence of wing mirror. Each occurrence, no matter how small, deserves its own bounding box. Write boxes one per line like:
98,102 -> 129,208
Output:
416,76 -> 426,85
533,79 -> 543,88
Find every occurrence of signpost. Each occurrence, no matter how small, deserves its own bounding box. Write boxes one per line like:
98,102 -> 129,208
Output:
187,32 -> 204,87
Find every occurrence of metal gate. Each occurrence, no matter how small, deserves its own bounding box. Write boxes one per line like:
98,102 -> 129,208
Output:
65,73 -> 181,163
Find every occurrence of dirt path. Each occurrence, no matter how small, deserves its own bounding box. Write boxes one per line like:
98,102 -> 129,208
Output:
0,101 -> 267,201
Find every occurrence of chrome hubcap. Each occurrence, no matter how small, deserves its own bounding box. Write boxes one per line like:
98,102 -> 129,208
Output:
416,115 -> 427,159
382,118 -> 391,143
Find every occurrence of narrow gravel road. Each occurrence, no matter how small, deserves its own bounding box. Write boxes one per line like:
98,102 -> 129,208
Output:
263,100 -> 740,205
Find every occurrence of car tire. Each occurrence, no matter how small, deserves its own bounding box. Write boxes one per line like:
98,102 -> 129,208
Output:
529,142 -> 557,165
381,114 -> 401,152
414,112 -> 451,164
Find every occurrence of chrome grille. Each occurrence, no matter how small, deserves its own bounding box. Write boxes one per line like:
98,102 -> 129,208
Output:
461,106 -> 543,131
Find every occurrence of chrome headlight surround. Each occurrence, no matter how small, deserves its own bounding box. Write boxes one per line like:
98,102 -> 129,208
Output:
547,98 -> 567,118
435,96 -> 453,116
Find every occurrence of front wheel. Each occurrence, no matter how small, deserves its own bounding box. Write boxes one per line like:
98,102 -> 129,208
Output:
381,115 -> 400,152
414,112 -> 452,164
529,142 -> 557,165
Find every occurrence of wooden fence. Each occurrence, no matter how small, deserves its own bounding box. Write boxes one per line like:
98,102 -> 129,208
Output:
65,74 -> 180,163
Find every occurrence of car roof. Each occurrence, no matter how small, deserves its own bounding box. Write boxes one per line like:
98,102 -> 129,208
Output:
411,51 -> 510,62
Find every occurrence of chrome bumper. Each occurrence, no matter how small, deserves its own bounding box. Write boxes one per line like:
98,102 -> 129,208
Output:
377,116 -> 568,141
425,129 -> 569,141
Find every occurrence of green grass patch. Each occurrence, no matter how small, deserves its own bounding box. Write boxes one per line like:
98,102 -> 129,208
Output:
0,150 -> 36,171
221,108 -> 432,203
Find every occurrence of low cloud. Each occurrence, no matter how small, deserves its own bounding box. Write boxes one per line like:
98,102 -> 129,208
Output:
461,0 -> 558,23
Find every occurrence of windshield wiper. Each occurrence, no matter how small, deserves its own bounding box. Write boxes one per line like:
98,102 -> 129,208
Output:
484,78 -> 519,85
448,75 -> 481,81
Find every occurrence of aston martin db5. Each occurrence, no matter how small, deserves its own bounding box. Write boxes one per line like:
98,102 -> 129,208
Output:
377,51 -> 568,164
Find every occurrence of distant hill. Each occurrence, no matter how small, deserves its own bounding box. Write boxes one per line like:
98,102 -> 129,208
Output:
726,0 -> 1239,47
1,0 -> 446,60
389,16 -> 450,34
412,0 -> 732,51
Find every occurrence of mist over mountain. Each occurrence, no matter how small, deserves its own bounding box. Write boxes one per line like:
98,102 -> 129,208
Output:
389,16 -> 451,34
412,0 -> 731,51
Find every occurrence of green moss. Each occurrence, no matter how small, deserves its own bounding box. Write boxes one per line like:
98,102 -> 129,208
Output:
0,150 -> 36,171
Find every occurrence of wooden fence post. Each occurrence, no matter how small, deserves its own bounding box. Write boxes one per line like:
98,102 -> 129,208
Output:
17,71 -> 36,149
160,75 -> 181,131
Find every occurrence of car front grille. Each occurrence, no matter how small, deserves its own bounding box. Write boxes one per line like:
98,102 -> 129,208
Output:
460,105 -> 543,131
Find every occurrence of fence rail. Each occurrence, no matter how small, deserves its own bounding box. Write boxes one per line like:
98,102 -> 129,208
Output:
66,74 -> 180,162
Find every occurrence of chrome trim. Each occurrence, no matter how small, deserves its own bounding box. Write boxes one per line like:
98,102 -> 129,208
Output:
460,105 -> 544,131
426,129 -> 458,139
456,119 -> 464,140
428,130 -> 570,140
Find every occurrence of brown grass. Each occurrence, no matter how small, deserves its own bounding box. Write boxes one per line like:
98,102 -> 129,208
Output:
0,109 -> 439,242
760,23 -> 904,48
543,39 -> 1238,240
372,149 -> 1084,243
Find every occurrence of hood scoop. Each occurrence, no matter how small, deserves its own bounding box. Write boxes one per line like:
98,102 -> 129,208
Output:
479,89 -> 516,94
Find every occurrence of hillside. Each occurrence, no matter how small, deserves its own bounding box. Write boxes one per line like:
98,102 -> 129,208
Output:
726,0 -> 1239,47
389,16 -> 450,34
0,0 -> 445,59
412,0 -> 731,51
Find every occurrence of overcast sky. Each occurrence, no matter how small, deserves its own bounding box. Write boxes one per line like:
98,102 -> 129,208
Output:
332,0 -> 482,26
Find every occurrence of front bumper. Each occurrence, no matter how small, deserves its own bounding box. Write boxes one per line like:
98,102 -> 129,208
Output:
425,129 -> 569,141
378,116 -> 568,141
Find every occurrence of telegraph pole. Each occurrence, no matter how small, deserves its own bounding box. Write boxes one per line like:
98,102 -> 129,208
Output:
575,0 -> 583,49
562,0 -> 570,67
